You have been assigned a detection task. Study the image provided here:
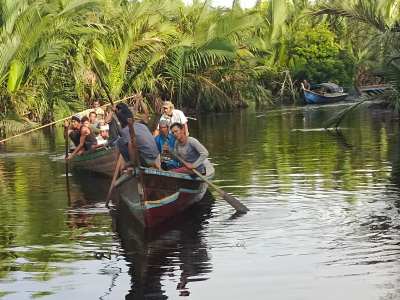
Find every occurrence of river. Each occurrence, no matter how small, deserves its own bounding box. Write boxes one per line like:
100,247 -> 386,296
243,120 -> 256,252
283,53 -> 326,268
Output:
0,102 -> 399,299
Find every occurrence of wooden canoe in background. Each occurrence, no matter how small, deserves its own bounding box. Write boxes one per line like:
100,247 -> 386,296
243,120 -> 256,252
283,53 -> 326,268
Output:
360,84 -> 390,96
70,146 -> 117,177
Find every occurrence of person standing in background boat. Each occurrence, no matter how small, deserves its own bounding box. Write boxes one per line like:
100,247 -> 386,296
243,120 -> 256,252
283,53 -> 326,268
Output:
92,100 -> 105,121
115,103 -> 161,169
155,120 -> 181,170
155,101 -> 189,136
103,106 -> 121,144
88,111 -> 100,135
302,79 -> 311,90
170,122 -> 209,175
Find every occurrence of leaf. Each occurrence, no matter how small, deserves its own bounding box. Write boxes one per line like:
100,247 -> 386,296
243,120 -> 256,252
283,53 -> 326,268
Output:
7,59 -> 25,93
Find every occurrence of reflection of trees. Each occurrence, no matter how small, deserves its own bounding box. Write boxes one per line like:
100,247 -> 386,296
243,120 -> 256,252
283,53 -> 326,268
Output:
66,169 -> 111,229
115,193 -> 214,299
69,169 -> 110,207
0,128 -> 113,285
195,106 -> 396,197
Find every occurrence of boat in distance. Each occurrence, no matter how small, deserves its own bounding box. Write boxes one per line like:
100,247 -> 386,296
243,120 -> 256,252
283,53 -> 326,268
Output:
302,82 -> 348,104
359,84 -> 390,96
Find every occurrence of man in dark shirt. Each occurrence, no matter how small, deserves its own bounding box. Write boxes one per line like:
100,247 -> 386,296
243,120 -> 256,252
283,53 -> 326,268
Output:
115,103 -> 160,169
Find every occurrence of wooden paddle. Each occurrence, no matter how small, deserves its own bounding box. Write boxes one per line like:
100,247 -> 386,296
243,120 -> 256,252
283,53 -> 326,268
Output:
174,154 -> 249,213
63,125 -> 72,205
63,124 -> 69,160
105,154 -> 123,208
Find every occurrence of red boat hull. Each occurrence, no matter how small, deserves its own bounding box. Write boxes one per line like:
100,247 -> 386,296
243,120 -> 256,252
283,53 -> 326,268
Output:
115,168 -> 210,228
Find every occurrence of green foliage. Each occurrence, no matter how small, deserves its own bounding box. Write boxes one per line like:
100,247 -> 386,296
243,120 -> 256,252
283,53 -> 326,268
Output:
313,0 -> 400,113
4,0 -> 400,136
287,24 -> 355,85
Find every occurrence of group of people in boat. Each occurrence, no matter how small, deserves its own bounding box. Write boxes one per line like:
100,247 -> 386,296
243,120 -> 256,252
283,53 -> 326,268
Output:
65,100 -> 209,175
65,100 -> 113,160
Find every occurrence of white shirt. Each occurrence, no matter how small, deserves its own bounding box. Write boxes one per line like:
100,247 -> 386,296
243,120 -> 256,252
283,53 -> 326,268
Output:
96,136 -> 108,145
159,109 -> 188,127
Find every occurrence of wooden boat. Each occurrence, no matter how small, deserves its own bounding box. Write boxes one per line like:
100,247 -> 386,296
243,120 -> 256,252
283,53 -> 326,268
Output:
110,193 -> 213,298
70,146 -> 117,177
302,82 -> 348,104
359,84 -> 390,96
113,162 -> 215,228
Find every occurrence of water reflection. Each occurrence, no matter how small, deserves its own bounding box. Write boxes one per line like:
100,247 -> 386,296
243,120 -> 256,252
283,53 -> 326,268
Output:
115,194 -> 214,299
69,169 -> 111,206
0,145 -> 117,299
1,104 -> 400,299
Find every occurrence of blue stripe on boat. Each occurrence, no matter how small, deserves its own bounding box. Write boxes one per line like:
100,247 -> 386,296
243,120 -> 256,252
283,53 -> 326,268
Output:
144,188 -> 201,209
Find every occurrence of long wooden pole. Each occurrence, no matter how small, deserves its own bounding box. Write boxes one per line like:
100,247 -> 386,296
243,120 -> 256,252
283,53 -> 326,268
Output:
105,154 -> 123,208
90,56 -> 144,207
0,95 -> 136,144
64,125 -> 72,205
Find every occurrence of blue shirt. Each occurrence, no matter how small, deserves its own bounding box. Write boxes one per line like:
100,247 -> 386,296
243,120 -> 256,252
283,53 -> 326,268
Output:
154,133 -> 181,169
155,133 -> 176,153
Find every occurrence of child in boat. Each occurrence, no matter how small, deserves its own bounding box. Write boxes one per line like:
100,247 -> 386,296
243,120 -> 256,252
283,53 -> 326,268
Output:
96,124 -> 110,146
170,122 -> 209,175
154,120 -> 181,170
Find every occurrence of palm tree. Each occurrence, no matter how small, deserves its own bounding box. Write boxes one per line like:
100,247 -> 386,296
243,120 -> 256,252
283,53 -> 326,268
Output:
0,0 -> 101,131
313,0 -> 400,98
157,1 -> 271,110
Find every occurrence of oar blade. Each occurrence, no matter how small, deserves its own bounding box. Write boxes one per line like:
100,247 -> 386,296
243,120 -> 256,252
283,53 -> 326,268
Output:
221,191 -> 249,213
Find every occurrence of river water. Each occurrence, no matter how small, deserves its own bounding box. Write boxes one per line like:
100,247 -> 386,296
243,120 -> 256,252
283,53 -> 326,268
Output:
0,102 -> 399,300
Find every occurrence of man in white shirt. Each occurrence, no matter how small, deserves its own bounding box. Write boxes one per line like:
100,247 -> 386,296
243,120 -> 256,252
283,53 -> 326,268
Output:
158,101 -> 189,136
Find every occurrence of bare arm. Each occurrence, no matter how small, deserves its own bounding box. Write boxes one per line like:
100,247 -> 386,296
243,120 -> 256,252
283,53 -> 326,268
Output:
67,128 -> 88,159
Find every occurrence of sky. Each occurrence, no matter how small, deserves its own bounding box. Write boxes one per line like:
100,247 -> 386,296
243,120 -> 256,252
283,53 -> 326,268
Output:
184,0 -> 258,8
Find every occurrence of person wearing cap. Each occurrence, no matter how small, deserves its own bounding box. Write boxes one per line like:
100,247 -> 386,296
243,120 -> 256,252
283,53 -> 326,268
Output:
96,124 -> 110,146
157,101 -> 189,136
155,120 -> 181,170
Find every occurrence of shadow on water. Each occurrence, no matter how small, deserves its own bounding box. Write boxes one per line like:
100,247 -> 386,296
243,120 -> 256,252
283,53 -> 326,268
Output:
69,169 -> 111,206
113,191 -> 215,300
63,169 -> 112,229
325,129 -> 353,149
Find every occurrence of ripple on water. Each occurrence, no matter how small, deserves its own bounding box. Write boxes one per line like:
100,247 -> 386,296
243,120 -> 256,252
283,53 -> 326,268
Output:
2,108 -> 400,299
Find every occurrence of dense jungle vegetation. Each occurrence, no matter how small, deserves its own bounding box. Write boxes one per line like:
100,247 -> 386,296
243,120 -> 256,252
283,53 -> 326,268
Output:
1,0 -> 400,136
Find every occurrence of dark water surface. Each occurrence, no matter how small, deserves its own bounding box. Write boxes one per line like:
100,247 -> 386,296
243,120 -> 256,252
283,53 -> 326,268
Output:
1,103 -> 400,299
